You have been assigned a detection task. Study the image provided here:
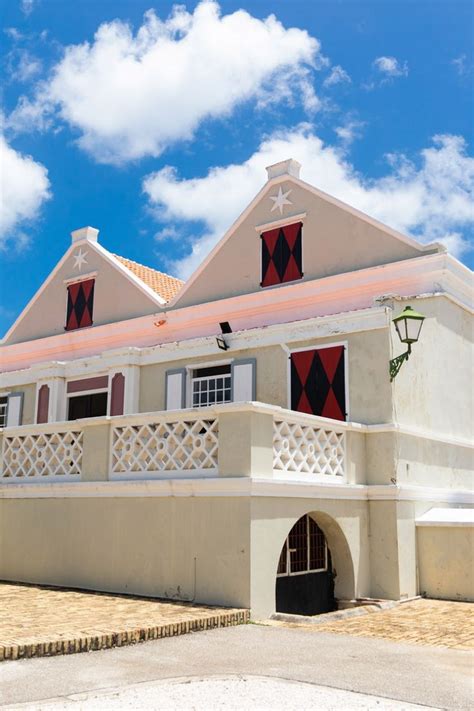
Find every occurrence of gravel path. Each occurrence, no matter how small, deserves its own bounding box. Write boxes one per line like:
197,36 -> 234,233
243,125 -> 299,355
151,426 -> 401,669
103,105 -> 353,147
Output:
9,675 -> 436,710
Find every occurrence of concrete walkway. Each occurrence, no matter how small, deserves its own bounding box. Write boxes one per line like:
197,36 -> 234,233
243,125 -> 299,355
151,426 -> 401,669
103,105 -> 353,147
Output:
1,624 -> 472,709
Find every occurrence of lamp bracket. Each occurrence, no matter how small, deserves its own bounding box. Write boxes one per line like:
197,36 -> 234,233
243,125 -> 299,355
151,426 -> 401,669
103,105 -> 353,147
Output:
389,344 -> 412,381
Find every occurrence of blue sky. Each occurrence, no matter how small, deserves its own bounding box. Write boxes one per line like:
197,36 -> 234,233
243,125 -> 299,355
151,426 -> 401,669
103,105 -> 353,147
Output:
1,0 -> 473,337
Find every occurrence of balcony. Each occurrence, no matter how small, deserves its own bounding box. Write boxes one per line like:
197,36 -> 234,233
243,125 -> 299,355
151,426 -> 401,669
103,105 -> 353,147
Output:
0,403 -> 367,486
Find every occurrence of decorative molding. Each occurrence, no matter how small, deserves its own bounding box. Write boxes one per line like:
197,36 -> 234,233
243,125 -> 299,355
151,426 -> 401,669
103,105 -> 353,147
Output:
254,212 -> 307,233
0,477 -> 472,504
63,271 -> 98,286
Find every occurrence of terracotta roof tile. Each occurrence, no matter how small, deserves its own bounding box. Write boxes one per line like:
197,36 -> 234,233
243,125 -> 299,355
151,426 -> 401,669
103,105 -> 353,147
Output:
113,254 -> 184,303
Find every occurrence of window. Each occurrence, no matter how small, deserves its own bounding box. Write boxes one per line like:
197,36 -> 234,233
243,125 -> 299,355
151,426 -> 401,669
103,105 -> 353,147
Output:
277,515 -> 327,577
65,279 -> 95,331
0,397 -> 7,427
261,221 -> 303,288
68,392 -> 107,420
192,365 -> 231,407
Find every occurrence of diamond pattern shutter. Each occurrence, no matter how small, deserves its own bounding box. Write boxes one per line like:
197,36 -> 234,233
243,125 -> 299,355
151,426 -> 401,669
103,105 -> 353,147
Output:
66,279 -> 95,331
261,222 -> 302,287
290,346 -> 346,421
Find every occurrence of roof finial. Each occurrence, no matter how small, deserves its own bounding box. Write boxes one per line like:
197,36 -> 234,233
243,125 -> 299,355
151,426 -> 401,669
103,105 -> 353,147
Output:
266,159 -> 301,181
71,226 -> 99,244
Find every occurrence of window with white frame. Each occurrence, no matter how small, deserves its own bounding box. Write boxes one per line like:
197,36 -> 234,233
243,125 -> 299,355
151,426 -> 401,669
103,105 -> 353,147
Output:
277,515 -> 328,577
192,365 -> 232,407
0,397 -> 7,427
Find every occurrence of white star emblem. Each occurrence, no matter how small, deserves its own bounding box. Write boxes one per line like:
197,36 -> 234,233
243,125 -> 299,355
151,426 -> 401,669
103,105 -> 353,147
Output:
270,186 -> 292,214
73,249 -> 88,271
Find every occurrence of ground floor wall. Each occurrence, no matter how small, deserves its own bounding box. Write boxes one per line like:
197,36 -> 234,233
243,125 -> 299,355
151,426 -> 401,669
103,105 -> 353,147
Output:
0,491 -> 471,617
250,497 -> 370,618
417,526 -> 473,602
0,496 -> 251,609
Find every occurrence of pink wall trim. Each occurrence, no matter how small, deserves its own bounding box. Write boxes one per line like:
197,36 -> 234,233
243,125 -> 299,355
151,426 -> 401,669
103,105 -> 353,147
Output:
110,372 -> 125,416
37,384 -> 50,423
67,376 -> 109,393
0,253 -> 460,373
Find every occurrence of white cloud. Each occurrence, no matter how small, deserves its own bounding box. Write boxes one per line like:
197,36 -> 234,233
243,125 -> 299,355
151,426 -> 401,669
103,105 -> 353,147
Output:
143,126 -> 473,278
323,65 -> 351,87
10,1 -> 320,164
20,0 -> 36,17
334,119 -> 365,146
8,49 -> 42,82
0,133 -> 51,247
373,56 -> 408,77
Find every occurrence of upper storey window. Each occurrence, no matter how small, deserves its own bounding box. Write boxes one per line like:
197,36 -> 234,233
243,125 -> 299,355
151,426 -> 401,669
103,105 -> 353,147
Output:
261,221 -> 303,288
65,279 -> 95,331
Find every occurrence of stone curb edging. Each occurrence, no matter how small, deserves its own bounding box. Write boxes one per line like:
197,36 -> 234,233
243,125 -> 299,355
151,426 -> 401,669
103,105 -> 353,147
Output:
0,610 -> 250,662
268,602 -> 399,626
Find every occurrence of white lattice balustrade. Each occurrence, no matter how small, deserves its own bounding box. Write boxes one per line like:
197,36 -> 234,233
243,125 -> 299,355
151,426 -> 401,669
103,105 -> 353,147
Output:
112,418 -> 219,476
273,418 -> 345,478
2,430 -> 83,480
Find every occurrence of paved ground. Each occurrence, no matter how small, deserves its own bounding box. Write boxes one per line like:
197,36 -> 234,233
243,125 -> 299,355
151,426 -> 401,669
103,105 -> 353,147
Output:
6,676 -> 438,710
0,583 -> 248,661
1,625 -> 472,709
267,599 -> 474,650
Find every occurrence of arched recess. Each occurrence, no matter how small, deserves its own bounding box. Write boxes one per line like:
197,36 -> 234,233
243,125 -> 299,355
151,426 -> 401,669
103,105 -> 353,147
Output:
275,510 -> 356,612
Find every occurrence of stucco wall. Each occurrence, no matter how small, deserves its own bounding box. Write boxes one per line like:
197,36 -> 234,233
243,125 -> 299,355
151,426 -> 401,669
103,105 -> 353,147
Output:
175,180 -> 430,309
0,496 -> 251,608
5,245 -> 160,345
392,297 -> 473,441
139,327 -> 392,425
250,497 -> 370,618
139,345 -> 287,414
0,383 -> 36,426
417,525 -> 473,602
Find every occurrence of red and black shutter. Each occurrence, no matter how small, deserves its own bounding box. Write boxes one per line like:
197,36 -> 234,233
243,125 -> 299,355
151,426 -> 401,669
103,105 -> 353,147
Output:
65,279 -> 95,331
290,346 -> 346,421
261,221 -> 302,287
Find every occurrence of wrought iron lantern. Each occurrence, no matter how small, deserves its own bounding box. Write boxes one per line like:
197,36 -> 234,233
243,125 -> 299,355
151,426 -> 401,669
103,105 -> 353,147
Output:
389,306 -> 425,381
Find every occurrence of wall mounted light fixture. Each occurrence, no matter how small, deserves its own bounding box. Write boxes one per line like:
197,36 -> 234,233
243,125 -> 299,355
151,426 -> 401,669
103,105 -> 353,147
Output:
390,306 -> 425,381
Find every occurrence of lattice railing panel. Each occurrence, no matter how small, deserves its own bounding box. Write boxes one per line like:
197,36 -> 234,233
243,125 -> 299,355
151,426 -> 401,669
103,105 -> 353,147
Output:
2,431 -> 83,479
112,418 -> 219,475
273,418 -> 345,478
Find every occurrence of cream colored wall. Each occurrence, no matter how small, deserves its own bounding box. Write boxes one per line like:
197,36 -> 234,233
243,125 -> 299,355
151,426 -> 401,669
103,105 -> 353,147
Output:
250,497 -> 370,618
0,496 -> 251,608
139,328 -> 393,426
392,297 -> 473,441
395,434 -> 473,489
6,246 -> 159,345
417,526 -> 473,602
139,345 -> 287,413
0,383 -> 36,425
175,180 -> 432,309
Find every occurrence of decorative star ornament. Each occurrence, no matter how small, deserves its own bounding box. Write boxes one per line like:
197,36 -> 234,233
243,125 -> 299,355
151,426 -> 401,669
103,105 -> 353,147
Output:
270,187 -> 292,214
73,249 -> 88,271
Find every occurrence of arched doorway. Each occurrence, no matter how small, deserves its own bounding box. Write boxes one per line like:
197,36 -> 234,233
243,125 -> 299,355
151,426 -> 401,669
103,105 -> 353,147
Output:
276,514 -> 336,616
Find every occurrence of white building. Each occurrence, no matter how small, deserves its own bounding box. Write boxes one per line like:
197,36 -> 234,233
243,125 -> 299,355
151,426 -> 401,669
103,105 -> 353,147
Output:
0,159 -> 472,617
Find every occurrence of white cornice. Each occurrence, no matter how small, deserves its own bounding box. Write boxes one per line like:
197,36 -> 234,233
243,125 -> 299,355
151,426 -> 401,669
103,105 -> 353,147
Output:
0,307 -> 389,385
0,477 -> 472,503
